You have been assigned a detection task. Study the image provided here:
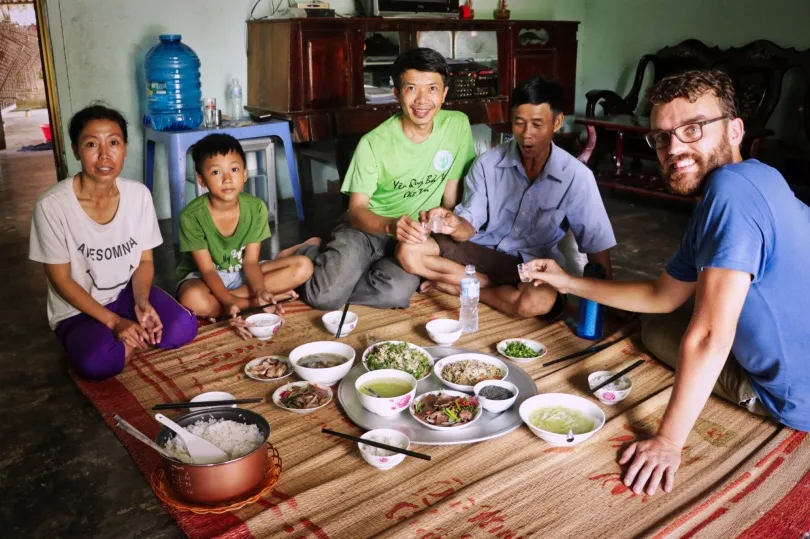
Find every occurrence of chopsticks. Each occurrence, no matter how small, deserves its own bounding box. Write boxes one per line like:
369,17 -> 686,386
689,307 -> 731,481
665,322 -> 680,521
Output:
322,428 -> 432,461
215,296 -> 295,321
334,302 -> 351,338
542,338 -> 623,367
590,359 -> 645,393
152,398 -> 263,410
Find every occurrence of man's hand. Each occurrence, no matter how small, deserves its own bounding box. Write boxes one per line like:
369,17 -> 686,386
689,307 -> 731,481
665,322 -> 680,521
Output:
389,214 -> 426,244
523,259 -> 574,293
619,436 -> 682,495
420,207 -> 461,236
226,303 -> 255,340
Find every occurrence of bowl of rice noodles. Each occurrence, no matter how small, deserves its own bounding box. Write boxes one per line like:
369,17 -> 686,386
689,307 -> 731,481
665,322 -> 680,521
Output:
154,408 -> 271,504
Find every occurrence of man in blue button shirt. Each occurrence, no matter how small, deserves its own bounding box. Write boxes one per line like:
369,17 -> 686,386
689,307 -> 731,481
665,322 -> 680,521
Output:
524,70 -> 810,496
396,77 -> 616,318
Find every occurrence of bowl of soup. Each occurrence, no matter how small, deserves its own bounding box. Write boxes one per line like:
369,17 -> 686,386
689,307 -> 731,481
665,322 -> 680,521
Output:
354,369 -> 417,417
518,393 -> 606,446
289,341 -> 356,385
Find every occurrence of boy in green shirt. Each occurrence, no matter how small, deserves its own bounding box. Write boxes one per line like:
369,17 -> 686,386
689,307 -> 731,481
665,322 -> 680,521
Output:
278,48 -> 476,310
176,134 -> 313,335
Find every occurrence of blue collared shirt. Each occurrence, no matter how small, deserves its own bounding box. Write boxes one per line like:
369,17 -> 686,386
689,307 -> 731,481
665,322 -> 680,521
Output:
454,140 -> 616,264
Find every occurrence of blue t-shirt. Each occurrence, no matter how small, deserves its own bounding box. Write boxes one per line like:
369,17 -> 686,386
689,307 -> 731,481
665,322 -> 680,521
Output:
667,160 -> 810,431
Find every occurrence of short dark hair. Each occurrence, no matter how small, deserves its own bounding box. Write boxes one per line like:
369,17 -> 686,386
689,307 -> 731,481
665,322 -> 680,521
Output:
68,103 -> 128,146
648,69 -> 738,119
190,133 -> 246,175
511,77 -> 565,116
391,47 -> 449,89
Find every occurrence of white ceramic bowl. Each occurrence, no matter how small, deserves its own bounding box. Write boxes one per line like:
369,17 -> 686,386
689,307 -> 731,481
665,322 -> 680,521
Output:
362,341 -> 434,382
588,370 -> 633,405
322,310 -> 359,338
245,313 -> 282,341
189,391 -> 237,412
473,379 -> 519,414
433,353 -> 509,393
355,369 -> 417,417
518,393 -> 606,447
425,319 -> 463,345
289,341 -> 356,385
244,355 -> 293,382
272,381 -> 333,415
409,390 -> 483,431
496,338 -> 547,363
358,429 -> 410,470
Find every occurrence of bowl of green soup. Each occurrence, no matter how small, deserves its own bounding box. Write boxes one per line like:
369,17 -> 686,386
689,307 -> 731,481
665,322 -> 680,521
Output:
355,369 -> 417,417
518,393 -> 606,446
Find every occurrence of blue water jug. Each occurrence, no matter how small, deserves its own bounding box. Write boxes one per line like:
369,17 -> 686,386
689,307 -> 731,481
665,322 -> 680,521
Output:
576,263 -> 606,340
144,34 -> 203,131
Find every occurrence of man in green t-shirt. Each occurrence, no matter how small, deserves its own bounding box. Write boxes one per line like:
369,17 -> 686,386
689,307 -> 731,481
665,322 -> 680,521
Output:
280,48 -> 476,310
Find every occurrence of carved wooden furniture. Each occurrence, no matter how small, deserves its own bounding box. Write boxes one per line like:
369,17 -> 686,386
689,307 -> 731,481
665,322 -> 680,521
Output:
582,39 -> 810,201
246,18 -> 579,143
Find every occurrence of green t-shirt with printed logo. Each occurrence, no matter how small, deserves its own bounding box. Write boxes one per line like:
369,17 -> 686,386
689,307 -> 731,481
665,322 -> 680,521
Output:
341,110 -> 476,220
176,192 -> 270,279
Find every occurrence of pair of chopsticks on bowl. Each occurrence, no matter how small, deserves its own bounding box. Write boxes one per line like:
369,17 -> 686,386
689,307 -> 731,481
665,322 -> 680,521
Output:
152,398 -> 262,411
334,302 -> 351,338
322,428 -> 431,461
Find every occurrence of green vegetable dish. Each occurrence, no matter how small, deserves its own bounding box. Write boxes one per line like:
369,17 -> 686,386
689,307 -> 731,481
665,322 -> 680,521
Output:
365,342 -> 431,379
504,341 -> 539,358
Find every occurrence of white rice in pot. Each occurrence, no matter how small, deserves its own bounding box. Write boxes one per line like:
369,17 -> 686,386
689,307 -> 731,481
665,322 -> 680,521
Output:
163,418 -> 265,464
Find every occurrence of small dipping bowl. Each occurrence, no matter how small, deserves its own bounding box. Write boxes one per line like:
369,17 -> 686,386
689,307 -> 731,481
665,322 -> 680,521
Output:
245,313 -> 282,341
355,369 -> 417,417
189,391 -> 237,412
473,380 -> 518,414
425,319 -> 463,345
588,370 -> 633,405
322,310 -> 359,338
358,428 -> 410,470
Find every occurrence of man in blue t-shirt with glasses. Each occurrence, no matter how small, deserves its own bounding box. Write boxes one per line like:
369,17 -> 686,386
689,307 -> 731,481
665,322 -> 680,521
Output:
523,70 -> 810,496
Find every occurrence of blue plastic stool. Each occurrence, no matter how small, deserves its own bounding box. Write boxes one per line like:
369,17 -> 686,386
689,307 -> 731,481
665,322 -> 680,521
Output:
143,119 -> 305,243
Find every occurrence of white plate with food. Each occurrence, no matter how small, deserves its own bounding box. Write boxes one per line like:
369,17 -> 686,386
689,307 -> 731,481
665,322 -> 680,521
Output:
409,390 -> 483,431
496,339 -> 547,363
337,346 -> 537,445
244,355 -> 294,382
362,340 -> 434,381
434,353 -> 509,393
272,381 -> 333,414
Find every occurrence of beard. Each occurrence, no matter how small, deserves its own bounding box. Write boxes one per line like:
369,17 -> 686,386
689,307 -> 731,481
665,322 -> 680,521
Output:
661,136 -> 734,196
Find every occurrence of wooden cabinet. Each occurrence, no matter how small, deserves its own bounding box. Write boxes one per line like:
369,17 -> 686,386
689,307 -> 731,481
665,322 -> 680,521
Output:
247,18 -> 579,142
301,30 -> 352,109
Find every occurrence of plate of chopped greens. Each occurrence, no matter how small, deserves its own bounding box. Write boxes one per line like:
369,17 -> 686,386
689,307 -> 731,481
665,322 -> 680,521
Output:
362,341 -> 434,381
496,339 -> 547,363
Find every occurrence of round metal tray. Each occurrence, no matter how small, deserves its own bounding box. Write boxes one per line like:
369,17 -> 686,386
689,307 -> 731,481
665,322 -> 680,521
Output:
337,346 -> 537,445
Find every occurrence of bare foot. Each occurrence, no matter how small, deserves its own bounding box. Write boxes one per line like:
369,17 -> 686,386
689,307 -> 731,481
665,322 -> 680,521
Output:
420,280 -> 460,296
276,237 -> 320,259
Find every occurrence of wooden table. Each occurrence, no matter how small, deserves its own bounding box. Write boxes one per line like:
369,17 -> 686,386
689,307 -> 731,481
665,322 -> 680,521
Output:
575,115 -> 695,203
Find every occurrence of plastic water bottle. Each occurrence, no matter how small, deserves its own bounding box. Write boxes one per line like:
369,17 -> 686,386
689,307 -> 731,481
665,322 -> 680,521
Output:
459,265 -> 480,333
576,263 -> 606,340
144,35 -> 203,131
229,78 -> 243,121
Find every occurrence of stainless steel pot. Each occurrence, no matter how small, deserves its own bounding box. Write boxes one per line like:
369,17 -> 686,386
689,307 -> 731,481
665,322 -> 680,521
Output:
155,408 -> 271,505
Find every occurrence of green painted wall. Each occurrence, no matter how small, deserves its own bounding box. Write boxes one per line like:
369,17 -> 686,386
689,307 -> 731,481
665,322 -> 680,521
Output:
580,0 -> 810,140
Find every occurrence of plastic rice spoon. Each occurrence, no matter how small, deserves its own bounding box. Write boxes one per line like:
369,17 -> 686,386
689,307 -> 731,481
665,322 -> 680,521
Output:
154,413 -> 229,464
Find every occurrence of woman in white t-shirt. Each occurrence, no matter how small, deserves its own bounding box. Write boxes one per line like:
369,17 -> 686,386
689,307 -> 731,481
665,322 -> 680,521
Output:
29,104 -> 198,380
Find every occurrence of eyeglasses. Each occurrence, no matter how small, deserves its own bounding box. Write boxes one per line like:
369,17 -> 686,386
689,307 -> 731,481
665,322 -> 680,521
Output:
645,116 -> 728,150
